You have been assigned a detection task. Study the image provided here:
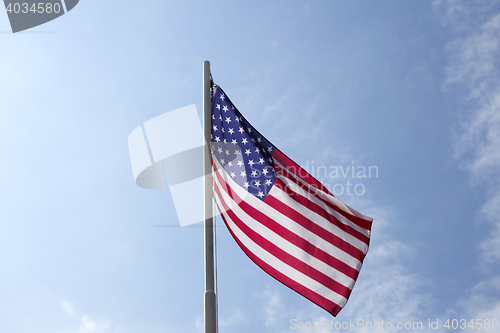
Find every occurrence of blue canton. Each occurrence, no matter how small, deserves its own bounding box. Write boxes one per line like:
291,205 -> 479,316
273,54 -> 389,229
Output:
211,87 -> 277,201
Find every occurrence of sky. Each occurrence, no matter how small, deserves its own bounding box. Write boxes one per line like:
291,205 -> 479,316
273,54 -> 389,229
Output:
1,0 -> 500,332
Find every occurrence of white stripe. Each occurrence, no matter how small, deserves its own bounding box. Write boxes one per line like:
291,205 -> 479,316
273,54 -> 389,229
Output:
213,168 -> 356,289
213,158 -> 361,271
213,184 -> 348,308
271,175 -> 369,253
274,160 -> 371,238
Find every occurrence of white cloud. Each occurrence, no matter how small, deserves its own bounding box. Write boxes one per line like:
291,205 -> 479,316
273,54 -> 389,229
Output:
438,277 -> 500,333
61,299 -> 75,317
433,0 -> 498,33
479,189 -> 500,262
58,299 -> 121,333
443,5 -> 500,264
77,315 -> 112,333
258,286 -> 323,333
262,288 -> 286,328
193,317 -> 203,333
219,308 -> 246,329
59,314 -> 118,333
437,1 -> 500,330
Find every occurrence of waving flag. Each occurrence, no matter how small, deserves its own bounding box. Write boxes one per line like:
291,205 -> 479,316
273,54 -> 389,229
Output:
211,86 -> 373,316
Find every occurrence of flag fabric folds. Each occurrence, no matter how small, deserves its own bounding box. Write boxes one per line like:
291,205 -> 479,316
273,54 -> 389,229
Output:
210,86 -> 373,316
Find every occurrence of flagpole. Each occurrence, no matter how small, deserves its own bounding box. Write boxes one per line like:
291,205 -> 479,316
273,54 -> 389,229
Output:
203,60 -> 217,333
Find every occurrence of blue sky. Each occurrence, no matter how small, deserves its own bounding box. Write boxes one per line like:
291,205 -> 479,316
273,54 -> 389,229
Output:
1,1 -> 500,332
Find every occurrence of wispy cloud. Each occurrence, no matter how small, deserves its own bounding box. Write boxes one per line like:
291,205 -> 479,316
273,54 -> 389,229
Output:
441,2 -> 500,264
61,299 -> 75,317
433,0 -> 498,33
434,0 -> 500,329
219,308 -> 246,329
261,288 -> 286,328
58,299 -> 121,333
76,315 -> 112,333
455,277 -> 500,323
60,314 -> 118,333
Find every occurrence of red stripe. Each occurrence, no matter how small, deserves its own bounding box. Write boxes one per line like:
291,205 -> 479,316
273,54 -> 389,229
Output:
213,181 -> 353,299
267,179 -> 368,263
274,161 -> 373,231
213,188 -> 344,316
213,165 -> 360,281
272,176 -> 370,249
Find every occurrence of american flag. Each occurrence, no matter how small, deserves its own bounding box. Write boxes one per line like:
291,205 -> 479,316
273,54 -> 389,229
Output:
211,86 -> 373,316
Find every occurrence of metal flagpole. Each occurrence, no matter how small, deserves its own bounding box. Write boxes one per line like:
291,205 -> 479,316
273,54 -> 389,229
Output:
203,60 -> 217,333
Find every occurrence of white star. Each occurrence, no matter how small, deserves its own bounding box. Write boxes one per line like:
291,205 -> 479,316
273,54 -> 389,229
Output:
225,117 -> 231,124
262,168 -> 269,175
220,94 -> 225,101
228,161 -> 233,167
234,149 -> 241,156
248,160 -> 255,166
223,139 -> 227,144
242,138 -> 248,145
239,127 -> 244,133
213,125 -> 218,131
257,191 -> 264,198
251,137 -> 256,143
240,170 -> 247,177
212,114 -> 215,120
230,172 -> 235,178
231,139 -> 237,145
255,147 -> 260,153
267,147 -> 273,152
259,158 -> 265,164
243,182 -> 249,189
221,159 -> 225,165
245,149 -> 251,156
219,115 -> 222,120
222,105 -> 228,112
257,137 -> 262,143
217,147 -> 223,153
254,180 -> 261,187
221,127 -> 224,133
215,136 -> 220,142
247,128 -> 252,133
235,117 -> 240,122
237,160 -> 244,167
265,179 -> 272,186
225,150 -> 230,156
228,128 -> 234,135
216,104 -> 221,110
251,170 -> 258,177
